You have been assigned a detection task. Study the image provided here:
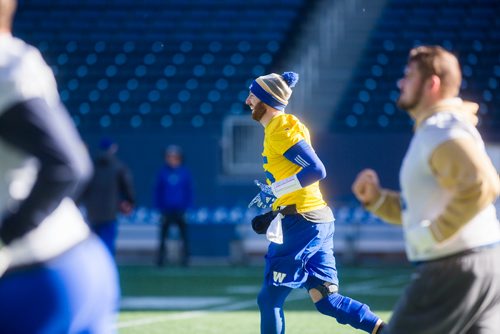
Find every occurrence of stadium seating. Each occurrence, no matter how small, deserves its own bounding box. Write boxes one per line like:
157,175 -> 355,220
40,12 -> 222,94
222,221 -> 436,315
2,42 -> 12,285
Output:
333,0 -> 500,132
14,0 -> 306,130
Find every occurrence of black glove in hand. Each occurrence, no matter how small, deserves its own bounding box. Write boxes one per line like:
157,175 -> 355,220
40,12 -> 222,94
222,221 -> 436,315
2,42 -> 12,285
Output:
251,211 -> 276,234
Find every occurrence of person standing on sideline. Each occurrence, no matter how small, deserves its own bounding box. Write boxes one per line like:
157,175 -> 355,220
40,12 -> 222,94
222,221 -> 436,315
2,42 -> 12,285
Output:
0,0 -> 119,332
246,72 -> 384,334
352,45 -> 500,334
81,138 -> 135,257
154,145 -> 193,266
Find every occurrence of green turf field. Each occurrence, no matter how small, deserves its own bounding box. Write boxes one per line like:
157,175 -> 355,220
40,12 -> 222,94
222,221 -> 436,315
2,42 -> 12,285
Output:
118,264 -> 412,334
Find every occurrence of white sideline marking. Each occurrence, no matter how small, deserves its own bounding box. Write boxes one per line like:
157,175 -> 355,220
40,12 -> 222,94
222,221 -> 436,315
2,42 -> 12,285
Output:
225,285 -> 261,294
121,297 -> 232,310
117,311 -> 206,328
117,274 -> 409,329
117,293 -> 304,329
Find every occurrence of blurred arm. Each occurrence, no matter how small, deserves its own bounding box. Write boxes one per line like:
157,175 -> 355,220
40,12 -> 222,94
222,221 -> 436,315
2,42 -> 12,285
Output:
118,164 -> 135,205
428,137 -> 500,242
365,190 -> 403,225
0,98 -> 92,244
352,169 -> 402,225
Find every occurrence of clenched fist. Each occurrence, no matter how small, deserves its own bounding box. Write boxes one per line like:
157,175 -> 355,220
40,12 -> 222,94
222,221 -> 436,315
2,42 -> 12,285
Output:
352,169 -> 382,206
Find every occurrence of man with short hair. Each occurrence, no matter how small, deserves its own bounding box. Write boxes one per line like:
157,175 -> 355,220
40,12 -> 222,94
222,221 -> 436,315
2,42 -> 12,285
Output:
353,45 -> 500,334
247,71 -> 384,334
0,0 -> 119,332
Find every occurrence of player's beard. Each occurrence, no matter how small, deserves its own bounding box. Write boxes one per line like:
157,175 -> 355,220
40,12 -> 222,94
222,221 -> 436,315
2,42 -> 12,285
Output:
251,102 -> 267,122
396,81 -> 425,111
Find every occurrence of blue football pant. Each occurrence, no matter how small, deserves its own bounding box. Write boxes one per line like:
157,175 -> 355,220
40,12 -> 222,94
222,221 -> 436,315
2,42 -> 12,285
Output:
0,236 -> 120,334
258,277 -> 380,334
264,215 -> 338,289
257,283 -> 292,334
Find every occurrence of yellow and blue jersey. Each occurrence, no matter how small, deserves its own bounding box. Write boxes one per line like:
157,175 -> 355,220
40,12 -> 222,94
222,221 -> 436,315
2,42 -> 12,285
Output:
263,113 -> 326,212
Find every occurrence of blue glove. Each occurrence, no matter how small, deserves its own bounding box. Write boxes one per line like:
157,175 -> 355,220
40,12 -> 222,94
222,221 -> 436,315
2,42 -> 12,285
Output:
248,180 -> 277,209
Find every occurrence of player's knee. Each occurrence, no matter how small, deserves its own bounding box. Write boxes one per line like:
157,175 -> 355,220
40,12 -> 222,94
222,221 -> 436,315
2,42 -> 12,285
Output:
307,282 -> 338,303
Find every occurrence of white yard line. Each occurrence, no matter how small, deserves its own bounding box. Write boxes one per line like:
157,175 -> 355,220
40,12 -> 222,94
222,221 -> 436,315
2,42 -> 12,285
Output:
117,273 -> 409,329
117,293 -> 304,329
117,311 -> 206,328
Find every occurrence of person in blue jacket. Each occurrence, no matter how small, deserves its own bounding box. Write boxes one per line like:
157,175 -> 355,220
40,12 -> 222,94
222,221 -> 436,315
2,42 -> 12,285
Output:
154,145 -> 194,266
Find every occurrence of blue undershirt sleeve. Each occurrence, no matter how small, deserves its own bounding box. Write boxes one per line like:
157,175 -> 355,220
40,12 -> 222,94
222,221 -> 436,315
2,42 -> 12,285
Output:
283,140 -> 326,187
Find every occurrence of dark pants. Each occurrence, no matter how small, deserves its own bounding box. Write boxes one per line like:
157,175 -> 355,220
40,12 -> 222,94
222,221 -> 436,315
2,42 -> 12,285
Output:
383,244 -> 500,334
91,220 -> 118,258
157,211 -> 189,266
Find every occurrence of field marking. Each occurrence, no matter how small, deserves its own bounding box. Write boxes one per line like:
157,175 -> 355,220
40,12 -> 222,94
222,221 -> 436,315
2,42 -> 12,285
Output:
117,311 -> 206,328
117,274 -> 409,329
225,285 -> 261,294
117,292 -> 304,329
121,296 -> 232,310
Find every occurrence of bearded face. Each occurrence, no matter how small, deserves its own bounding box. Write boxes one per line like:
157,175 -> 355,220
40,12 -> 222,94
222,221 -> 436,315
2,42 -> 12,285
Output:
396,81 -> 425,111
245,93 -> 267,122
250,101 -> 267,121
396,62 -> 426,111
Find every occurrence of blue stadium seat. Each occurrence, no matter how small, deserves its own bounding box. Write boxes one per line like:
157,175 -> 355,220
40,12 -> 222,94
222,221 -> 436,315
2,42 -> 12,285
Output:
333,0 -> 500,132
14,1 -> 306,130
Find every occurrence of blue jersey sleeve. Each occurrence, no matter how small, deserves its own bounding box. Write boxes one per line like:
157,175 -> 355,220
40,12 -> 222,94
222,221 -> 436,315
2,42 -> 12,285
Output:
283,140 -> 326,187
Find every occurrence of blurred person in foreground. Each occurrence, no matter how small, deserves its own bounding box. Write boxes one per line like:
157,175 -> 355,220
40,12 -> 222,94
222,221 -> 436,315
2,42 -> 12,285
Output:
0,0 -> 119,332
154,145 -> 193,266
80,137 -> 135,257
352,45 -> 500,334
246,72 -> 384,334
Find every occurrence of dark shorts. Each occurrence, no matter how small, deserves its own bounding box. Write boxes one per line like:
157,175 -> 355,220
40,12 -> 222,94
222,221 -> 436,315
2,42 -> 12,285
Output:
263,214 -> 338,289
384,244 -> 500,334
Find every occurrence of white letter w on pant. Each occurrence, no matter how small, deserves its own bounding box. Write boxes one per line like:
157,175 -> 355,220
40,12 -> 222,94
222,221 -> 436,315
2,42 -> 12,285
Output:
273,271 -> 287,283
